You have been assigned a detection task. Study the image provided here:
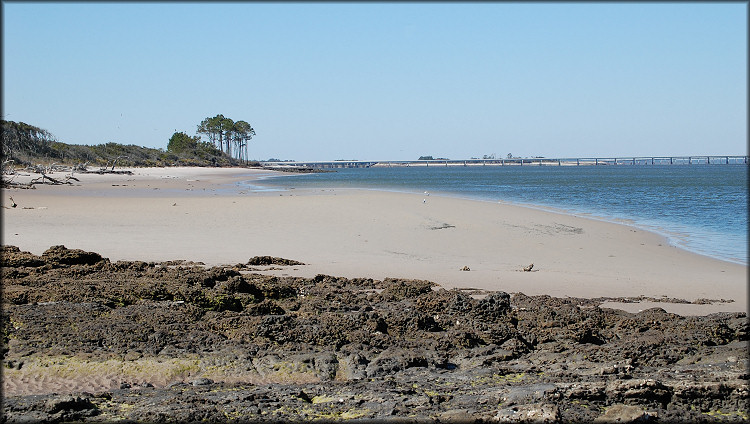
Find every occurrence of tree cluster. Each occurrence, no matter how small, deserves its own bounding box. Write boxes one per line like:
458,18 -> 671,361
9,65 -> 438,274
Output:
197,115 -> 255,162
2,120 -> 57,163
1,120 -> 247,169
2,118 -> 259,170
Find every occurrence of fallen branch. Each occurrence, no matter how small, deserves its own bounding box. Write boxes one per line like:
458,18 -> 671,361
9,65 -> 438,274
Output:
30,174 -> 73,186
74,162 -> 90,172
79,168 -> 133,175
0,179 -> 35,189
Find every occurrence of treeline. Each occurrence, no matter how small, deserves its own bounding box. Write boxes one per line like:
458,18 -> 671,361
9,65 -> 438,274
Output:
196,114 -> 255,161
1,120 -> 257,168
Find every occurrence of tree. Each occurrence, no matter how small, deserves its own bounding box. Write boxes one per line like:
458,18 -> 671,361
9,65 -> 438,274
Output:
196,117 -> 218,148
231,120 -> 255,163
167,131 -> 200,154
197,115 -> 256,162
220,116 -> 235,155
1,120 -> 57,164
197,114 -> 233,154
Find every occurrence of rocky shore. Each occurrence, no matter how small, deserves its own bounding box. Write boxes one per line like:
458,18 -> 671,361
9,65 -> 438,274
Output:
2,245 -> 748,423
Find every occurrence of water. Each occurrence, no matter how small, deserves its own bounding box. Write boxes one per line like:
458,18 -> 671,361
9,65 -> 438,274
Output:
250,165 -> 748,265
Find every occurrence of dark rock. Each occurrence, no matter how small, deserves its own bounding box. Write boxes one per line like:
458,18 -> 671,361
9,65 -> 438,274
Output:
473,291 -> 511,320
2,245 -> 748,423
41,245 -> 105,267
247,256 -> 305,266
439,408 -> 477,421
44,396 -> 96,414
365,347 -> 443,378
593,404 -> 654,423
0,245 -> 45,267
245,299 -> 285,316
495,403 -> 560,423
380,277 -> 434,300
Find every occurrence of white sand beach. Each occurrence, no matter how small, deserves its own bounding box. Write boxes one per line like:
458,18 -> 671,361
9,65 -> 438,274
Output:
2,166 -> 746,315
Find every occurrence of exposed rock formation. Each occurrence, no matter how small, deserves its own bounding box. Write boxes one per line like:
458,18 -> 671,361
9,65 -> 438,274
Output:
2,245 -> 747,423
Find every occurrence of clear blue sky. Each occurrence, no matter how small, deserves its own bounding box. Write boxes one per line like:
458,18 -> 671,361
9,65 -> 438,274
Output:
3,2 -> 747,161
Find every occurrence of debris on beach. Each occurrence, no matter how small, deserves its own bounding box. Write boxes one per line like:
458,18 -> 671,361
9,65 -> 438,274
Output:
523,263 -> 534,272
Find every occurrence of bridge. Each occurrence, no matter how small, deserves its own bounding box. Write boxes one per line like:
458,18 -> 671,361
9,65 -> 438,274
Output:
261,156 -> 748,169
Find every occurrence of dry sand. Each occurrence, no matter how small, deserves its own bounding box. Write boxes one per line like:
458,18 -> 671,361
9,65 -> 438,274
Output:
2,166 -> 746,315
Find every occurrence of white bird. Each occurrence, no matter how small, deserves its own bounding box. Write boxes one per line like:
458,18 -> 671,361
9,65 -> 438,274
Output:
423,199 -> 426,203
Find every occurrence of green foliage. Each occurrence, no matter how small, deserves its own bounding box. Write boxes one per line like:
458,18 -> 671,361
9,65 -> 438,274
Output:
167,131 -> 200,153
2,120 -> 57,163
1,119 -> 258,168
197,114 -> 255,161
198,114 -> 233,152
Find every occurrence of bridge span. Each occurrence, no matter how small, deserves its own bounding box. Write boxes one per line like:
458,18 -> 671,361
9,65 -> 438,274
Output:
261,156 -> 748,169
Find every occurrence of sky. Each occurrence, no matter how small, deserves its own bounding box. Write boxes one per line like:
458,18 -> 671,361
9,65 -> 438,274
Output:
2,2 -> 747,161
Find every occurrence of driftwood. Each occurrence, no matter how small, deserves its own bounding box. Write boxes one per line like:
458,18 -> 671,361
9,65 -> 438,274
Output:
1,163 -> 80,189
2,174 -> 27,189
78,168 -> 133,175
2,162 -> 132,188
30,174 -> 75,186
1,181 -> 35,190
2,175 -> 79,188
94,155 -> 129,173
0,172 -> 35,189
2,159 -> 16,175
74,162 -> 90,172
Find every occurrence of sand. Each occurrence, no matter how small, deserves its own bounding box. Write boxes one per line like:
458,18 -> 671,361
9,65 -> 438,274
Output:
2,166 -> 746,316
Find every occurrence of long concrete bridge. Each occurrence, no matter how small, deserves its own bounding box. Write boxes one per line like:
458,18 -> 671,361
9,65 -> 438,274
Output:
261,156 -> 748,169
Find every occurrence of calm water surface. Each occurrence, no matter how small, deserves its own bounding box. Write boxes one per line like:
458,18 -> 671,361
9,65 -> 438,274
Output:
251,165 -> 748,265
